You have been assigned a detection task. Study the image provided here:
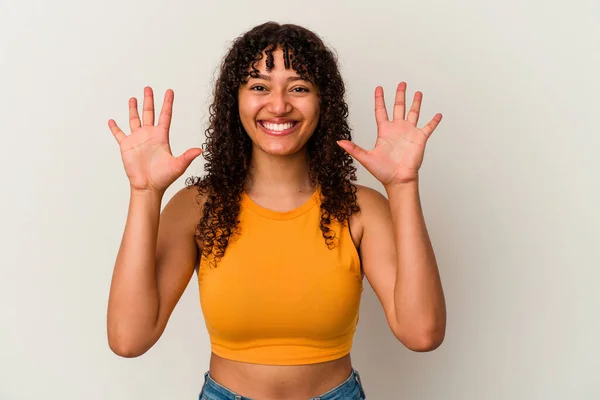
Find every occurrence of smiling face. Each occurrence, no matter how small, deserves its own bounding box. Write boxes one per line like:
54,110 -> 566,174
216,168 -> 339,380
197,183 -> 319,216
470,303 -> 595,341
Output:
238,48 -> 321,157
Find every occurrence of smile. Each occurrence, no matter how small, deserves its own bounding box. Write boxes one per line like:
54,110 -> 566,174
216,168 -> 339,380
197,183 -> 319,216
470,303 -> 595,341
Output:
258,121 -> 299,136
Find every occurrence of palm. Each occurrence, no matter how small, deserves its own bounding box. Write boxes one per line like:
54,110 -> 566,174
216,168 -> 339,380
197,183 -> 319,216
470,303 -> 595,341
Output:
119,126 -> 176,191
337,82 -> 442,186
108,87 -> 202,192
370,118 -> 428,184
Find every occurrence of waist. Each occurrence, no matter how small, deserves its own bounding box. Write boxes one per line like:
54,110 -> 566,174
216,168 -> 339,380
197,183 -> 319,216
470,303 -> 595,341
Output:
206,352 -> 354,399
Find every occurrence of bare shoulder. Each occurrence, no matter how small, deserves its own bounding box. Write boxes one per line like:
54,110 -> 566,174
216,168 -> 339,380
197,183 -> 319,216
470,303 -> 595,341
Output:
353,183 -> 390,222
350,183 -> 390,247
353,183 -> 388,208
165,184 -> 208,215
160,185 -> 207,242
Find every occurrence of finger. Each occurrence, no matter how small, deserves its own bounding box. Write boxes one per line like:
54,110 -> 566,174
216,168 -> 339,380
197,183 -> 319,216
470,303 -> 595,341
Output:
157,89 -> 174,130
108,119 -> 126,144
175,148 -> 203,172
407,91 -> 422,127
374,86 -> 389,124
142,86 -> 155,126
393,82 -> 407,121
337,140 -> 370,165
129,97 -> 141,131
421,113 -> 443,137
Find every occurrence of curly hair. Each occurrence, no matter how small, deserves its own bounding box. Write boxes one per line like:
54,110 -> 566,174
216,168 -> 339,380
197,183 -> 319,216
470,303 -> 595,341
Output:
186,21 -> 360,268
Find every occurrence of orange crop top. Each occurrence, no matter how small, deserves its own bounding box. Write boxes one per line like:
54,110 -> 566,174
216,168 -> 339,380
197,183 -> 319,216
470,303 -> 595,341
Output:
197,186 -> 363,365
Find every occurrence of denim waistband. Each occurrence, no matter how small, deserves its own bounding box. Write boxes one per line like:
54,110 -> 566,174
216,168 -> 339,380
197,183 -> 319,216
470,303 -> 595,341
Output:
199,368 -> 366,400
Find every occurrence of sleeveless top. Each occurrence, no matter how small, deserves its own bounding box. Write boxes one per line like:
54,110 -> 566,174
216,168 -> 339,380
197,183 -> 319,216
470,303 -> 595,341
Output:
197,186 -> 363,365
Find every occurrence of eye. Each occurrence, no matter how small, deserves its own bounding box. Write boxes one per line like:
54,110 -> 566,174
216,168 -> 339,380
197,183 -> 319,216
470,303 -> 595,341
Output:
250,85 -> 267,91
291,87 -> 309,93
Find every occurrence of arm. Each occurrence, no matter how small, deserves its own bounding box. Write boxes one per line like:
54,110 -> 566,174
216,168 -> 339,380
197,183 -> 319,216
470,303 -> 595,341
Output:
357,184 -> 445,352
337,82 -> 446,351
106,186 -> 203,357
385,181 -> 446,350
106,87 -> 203,357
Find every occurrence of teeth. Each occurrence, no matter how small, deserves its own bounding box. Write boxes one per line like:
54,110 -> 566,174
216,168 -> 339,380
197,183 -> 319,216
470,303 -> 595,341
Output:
262,121 -> 295,132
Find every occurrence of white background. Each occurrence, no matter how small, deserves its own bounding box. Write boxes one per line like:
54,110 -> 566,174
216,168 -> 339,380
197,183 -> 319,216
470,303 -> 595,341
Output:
1,0 -> 599,398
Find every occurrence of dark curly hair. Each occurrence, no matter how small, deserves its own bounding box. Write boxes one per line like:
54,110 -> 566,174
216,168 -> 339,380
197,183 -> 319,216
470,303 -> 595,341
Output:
186,21 -> 360,268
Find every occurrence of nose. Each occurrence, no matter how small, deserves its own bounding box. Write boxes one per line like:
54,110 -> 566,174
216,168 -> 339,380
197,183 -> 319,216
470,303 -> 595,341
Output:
266,90 -> 293,115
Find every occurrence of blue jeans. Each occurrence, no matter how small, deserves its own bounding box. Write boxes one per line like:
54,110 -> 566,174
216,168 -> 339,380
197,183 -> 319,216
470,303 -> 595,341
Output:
199,369 -> 367,399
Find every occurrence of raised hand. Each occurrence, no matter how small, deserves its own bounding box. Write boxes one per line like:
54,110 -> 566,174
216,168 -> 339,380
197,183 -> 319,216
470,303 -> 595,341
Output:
337,82 -> 442,186
108,87 -> 202,193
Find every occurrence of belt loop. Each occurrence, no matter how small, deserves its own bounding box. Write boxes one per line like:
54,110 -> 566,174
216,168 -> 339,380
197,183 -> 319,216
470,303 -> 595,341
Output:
235,396 -> 241,400
353,369 -> 366,398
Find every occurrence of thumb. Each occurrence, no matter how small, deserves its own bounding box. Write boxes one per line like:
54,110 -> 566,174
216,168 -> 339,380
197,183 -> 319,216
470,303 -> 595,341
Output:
337,140 -> 369,165
174,147 -> 203,172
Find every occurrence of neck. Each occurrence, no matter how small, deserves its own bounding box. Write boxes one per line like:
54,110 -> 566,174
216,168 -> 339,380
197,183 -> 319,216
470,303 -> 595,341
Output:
244,147 -> 315,195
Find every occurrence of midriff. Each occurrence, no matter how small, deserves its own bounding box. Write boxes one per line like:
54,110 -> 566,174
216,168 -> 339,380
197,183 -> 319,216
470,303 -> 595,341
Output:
207,352 -> 353,400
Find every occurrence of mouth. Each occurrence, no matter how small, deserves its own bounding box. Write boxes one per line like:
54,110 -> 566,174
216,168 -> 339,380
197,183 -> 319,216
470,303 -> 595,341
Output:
258,120 -> 300,137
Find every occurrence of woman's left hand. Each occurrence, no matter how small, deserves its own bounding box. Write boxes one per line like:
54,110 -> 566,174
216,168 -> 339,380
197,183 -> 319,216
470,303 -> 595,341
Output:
337,82 -> 442,186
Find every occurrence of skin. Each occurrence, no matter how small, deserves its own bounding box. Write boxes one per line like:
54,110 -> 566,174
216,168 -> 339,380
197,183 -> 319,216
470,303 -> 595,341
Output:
107,47 -> 446,400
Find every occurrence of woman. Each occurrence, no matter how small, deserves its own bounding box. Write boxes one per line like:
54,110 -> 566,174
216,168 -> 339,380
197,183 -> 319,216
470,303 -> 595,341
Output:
107,22 -> 446,400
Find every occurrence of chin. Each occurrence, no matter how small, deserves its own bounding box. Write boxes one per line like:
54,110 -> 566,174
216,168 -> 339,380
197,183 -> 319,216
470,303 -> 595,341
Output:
249,132 -> 309,157
255,141 -> 305,157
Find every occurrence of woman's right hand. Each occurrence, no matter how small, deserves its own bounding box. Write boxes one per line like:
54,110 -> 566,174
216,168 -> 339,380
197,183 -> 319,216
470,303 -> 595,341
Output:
108,87 -> 202,193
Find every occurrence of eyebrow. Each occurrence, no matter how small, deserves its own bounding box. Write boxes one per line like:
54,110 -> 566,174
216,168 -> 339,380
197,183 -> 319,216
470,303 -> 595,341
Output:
252,73 -> 306,82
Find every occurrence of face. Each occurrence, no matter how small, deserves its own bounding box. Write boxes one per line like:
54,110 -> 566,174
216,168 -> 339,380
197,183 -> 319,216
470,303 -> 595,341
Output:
238,48 -> 320,156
